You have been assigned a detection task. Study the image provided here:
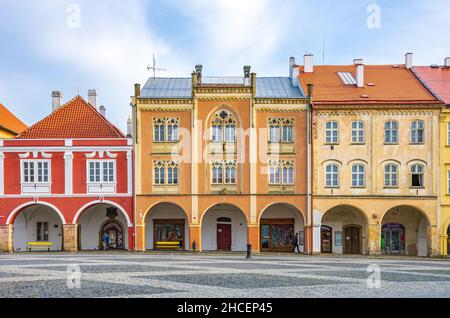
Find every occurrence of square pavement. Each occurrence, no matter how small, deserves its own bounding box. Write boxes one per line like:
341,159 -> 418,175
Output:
0,252 -> 450,298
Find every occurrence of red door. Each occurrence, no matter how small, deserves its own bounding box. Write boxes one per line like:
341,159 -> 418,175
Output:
217,224 -> 232,251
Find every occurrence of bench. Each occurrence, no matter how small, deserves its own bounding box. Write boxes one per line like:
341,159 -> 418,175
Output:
156,241 -> 182,250
27,242 -> 53,252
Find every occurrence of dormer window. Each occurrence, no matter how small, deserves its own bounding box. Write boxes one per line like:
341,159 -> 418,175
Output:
337,72 -> 357,86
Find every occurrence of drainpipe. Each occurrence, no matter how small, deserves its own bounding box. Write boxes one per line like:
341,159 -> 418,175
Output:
132,83 -> 140,252
307,84 -> 314,255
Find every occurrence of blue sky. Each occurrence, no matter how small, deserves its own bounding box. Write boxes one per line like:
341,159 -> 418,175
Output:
0,0 -> 449,132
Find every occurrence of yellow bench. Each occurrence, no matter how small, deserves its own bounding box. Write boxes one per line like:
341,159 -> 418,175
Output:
156,241 -> 182,249
27,242 -> 53,252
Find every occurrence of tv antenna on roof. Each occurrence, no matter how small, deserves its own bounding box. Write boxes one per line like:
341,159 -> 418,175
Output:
147,53 -> 167,79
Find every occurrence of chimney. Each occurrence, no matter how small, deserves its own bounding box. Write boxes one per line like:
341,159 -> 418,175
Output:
354,59 -> 364,88
289,57 -> 296,79
405,52 -> 413,69
127,116 -> 132,138
445,57 -> 450,68
52,91 -> 63,111
88,89 -> 97,108
195,65 -> 203,84
304,54 -> 314,73
99,105 -> 106,117
243,65 -> 251,85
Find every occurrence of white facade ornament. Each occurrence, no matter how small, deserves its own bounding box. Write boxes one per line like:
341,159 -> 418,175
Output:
18,152 -> 31,159
85,152 -> 97,159
41,152 -> 53,159
106,151 -> 118,159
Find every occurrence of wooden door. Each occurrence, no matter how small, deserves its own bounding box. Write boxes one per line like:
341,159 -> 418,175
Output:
217,224 -> 231,251
344,226 -> 360,255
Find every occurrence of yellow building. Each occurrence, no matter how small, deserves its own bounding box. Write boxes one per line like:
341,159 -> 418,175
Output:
299,54 -> 442,256
413,62 -> 450,256
0,102 -> 27,138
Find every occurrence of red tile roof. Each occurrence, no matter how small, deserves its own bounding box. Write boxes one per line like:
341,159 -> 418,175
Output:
412,66 -> 450,105
299,64 -> 440,105
17,95 -> 125,139
0,103 -> 28,135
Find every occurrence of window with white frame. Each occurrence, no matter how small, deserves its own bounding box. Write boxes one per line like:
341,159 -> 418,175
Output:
384,164 -> 398,187
351,121 -> 365,144
384,121 -> 398,144
325,164 -> 339,187
410,163 -> 424,187
268,118 -> 295,143
268,160 -> 295,186
211,160 -> 236,185
211,110 -> 237,143
88,160 -> 115,183
351,164 -> 365,187
22,160 -> 50,183
325,121 -> 339,144
410,120 -> 424,144
36,222 -> 49,242
153,118 -> 180,142
153,161 -> 179,185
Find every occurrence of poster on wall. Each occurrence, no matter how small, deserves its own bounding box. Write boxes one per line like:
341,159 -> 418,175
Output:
335,231 -> 342,247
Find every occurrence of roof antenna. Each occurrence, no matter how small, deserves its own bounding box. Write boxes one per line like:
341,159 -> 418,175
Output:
322,36 -> 325,65
147,53 -> 167,79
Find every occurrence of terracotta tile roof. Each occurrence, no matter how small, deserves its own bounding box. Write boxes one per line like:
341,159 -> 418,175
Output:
17,95 -> 125,139
0,102 -> 28,135
298,64 -> 440,104
412,66 -> 450,105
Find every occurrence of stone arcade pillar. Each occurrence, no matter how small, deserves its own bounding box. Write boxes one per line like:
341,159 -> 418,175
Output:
135,223 -> 146,252
0,224 -> 13,253
189,224 -> 201,252
368,223 -> 382,255
441,234 -> 448,257
62,224 -> 78,252
429,225 -> 440,257
247,224 -> 260,253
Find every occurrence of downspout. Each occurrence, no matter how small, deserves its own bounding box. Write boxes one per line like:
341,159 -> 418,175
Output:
307,84 -> 314,255
132,83 -> 140,252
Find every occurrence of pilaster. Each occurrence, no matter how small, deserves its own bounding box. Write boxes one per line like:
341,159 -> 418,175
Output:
368,223 -> 382,255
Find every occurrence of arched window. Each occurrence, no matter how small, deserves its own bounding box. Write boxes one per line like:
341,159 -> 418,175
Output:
325,164 -> 339,187
410,120 -> 424,144
411,163 -> 424,187
153,118 -> 166,142
268,118 -> 281,143
282,118 -> 294,143
282,161 -> 295,185
351,121 -> 365,144
268,118 -> 295,143
167,161 -> 179,185
351,164 -> 365,187
269,161 -> 281,185
211,161 -> 223,184
384,164 -> 399,187
325,121 -> 339,144
384,121 -> 398,144
224,161 -> 237,184
153,161 -> 165,185
211,110 -> 237,143
167,118 -> 179,142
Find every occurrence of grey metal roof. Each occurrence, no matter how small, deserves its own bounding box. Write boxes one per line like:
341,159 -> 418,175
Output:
256,77 -> 304,98
140,76 -> 304,99
141,78 -> 192,99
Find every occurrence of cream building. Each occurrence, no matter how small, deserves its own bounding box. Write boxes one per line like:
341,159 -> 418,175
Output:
299,53 -> 442,256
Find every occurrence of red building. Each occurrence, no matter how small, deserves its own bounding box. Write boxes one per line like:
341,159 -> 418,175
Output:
0,92 -> 134,252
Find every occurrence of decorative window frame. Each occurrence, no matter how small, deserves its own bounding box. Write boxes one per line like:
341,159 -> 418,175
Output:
210,160 -> 236,185
153,117 -> 180,143
268,160 -> 295,185
267,118 -> 295,144
210,110 -> 237,144
152,160 -> 180,186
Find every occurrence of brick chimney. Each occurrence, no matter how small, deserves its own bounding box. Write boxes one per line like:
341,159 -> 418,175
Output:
52,91 -> 63,111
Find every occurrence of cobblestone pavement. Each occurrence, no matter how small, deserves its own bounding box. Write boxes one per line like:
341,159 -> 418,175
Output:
1,252 -> 450,298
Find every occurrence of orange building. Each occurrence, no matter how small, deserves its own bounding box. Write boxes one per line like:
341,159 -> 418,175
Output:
132,61 -> 312,253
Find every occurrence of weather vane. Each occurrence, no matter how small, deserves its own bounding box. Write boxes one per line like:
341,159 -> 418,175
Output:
147,53 -> 167,79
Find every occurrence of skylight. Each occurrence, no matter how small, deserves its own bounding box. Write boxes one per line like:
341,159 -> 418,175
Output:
337,72 -> 357,85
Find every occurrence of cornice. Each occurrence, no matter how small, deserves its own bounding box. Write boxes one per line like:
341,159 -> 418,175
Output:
255,104 -> 307,112
313,103 -> 442,110
315,109 -> 436,116
194,87 -> 252,95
